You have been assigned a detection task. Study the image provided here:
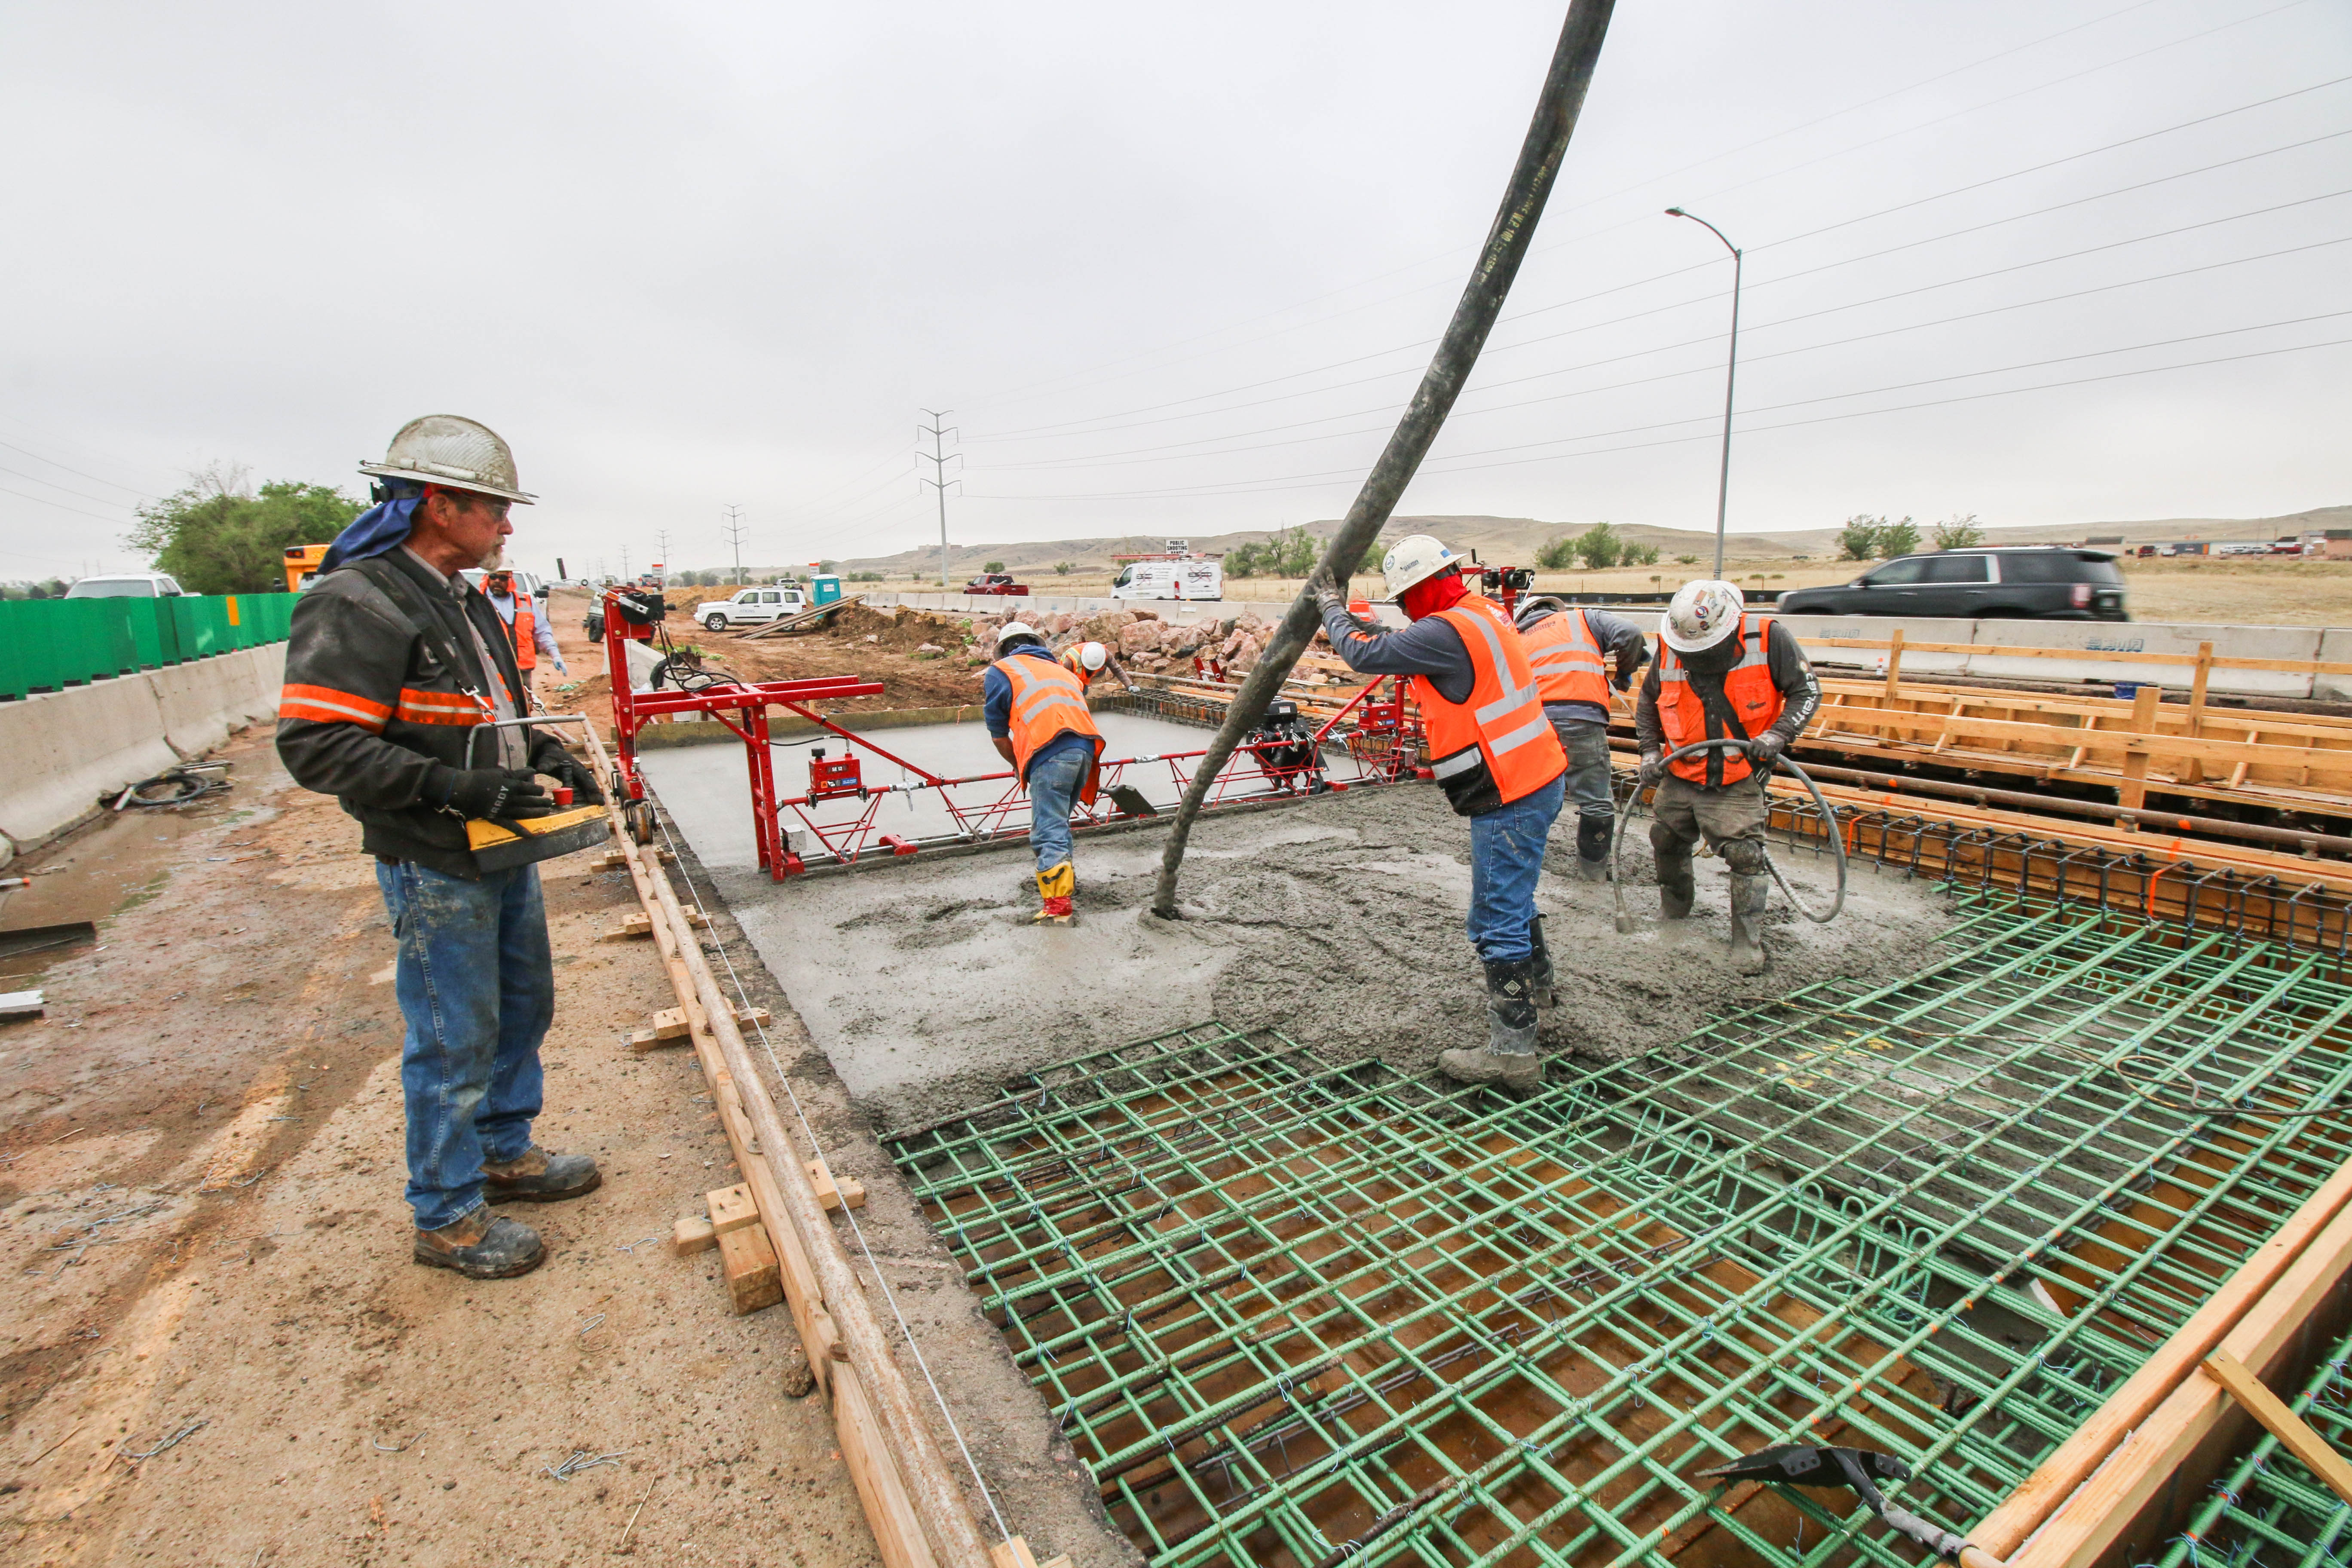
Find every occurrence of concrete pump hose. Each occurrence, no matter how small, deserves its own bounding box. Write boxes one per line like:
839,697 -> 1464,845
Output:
1148,0 -> 1619,920
1609,738 -> 1847,933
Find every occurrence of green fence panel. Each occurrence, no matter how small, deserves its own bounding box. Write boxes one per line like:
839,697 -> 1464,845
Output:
15,601 -> 65,694
0,591 -> 294,699
0,602 -> 28,699
126,598 -> 164,669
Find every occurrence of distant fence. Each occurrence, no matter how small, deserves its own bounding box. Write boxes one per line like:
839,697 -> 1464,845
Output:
0,592 -> 296,701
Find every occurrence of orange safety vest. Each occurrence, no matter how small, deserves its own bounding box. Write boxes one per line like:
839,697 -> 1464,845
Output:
992,653 -> 1106,803
1519,606 -> 1609,707
1057,646 -> 1099,689
494,589 -> 538,670
1655,615 -> 1785,785
1412,596 -> 1566,814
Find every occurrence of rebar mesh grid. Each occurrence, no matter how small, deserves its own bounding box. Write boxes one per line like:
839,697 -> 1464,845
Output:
2153,1326 -> 2352,1568
887,897 -> 2352,1568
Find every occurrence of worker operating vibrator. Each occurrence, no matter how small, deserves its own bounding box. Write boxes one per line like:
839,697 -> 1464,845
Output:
1314,536 -> 1567,1093
983,620 -> 1106,925
276,415 -> 607,1281
1513,594 -> 1648,882
1635,579 -> 1821,975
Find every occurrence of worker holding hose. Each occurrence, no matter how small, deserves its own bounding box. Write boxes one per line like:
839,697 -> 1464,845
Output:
984,621 -> 1105,925
1635,580 -> 1820,974
1514,595 -> 1649,881
1315,536 -> 1566,1092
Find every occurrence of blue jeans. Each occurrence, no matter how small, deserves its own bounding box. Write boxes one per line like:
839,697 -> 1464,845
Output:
1466,774 -> 1566,962
376,860 -> 555,1230
1554,718 -> 1615,824
1026,745 -> 1092,873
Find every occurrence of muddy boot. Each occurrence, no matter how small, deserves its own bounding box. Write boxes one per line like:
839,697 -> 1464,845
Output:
413,1204 -> 544,1279
1438,959 -> 1542,1093
1575,814 -> 1613,883
1527,918 -> 1556,1010
1727,873 -> 1770,974
481,1146 -> 603,1204
1655,850 -> 1696,921
1025,861 -> 1078,926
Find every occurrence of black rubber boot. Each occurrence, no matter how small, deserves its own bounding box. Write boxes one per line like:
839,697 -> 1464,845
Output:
413,1204 -> 544,1279
1727,873 -> 1770,975
1439,959 -> 1542,1093
1650,822 -> 1696,919
1575,814 -> 1613,882
481,1146 -> 603,1204
1527,917 -> 1556,1010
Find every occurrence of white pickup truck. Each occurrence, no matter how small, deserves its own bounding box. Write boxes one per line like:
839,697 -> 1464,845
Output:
695,585 -> 808,631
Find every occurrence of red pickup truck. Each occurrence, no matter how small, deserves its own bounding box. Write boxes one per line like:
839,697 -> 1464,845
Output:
964,573 -> 1030,596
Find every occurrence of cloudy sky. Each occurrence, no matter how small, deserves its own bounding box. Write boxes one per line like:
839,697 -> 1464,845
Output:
3,0 -> 2346,581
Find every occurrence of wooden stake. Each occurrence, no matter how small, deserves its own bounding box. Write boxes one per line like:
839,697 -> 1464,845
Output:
2118,685 -> 2160,812
2182,642 -> 2213,784
2199,1349 -> 2352,1505
1881,627 -> 1904,701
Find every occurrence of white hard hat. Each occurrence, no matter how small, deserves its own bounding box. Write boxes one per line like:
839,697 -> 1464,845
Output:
997,620 -> 1041,645
1660,579 -> 1745,654
1513,594 -> 1570,628
359,414 -> 536,504
1380,533 -> 1464,599
1074,641 -> 1108,671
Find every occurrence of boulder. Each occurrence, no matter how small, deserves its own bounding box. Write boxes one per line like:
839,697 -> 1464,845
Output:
1117,621 -> 1162,653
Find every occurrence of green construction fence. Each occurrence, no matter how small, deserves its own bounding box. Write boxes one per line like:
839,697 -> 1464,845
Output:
0,591 -> 297,701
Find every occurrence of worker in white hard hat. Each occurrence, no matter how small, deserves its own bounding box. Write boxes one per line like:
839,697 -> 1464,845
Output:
1057,639 -> 1135,693
1313,535 -> 1566,1093
1634,579 -> 1820,974
276,416 -> 604,1282
1513,594 -> 1649,882
983,621 -> 1105,925
481,567 -> 566,704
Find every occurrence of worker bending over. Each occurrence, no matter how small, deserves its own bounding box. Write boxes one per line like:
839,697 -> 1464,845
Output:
1315,536 -> 1566,1092
984,620 -> 1105,925
482,567 -> 566,702
1634,580 -> 1820,975
277,415 -> 605,1281
1513,595 -> 1648,881
1059,639 -> 1135,693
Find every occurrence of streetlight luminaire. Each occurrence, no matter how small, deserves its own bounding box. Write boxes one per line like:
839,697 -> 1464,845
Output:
1666,207 -> 1743,580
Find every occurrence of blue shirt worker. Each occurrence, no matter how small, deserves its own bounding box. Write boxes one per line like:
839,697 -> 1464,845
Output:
1512,596 -> 1649,881
1314,535 -> 1567,1093
482,568 -> 566,702
982,621 -> 1105,926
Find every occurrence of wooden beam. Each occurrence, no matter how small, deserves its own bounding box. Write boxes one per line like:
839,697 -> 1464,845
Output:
2199,1348 -> 2352,1505
717,1220 -> 785,1314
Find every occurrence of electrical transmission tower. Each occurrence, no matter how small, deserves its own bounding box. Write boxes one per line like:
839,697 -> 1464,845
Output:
655,529 -> 671,586
720,505 -> 747,585
917,409 -> 961,590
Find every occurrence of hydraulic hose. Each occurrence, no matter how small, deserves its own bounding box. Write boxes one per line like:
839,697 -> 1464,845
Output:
1149,0 -> 1618,919
1608,738 -> 1848,934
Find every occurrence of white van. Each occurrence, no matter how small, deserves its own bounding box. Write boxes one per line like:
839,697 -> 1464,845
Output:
1112,557 -> 1222,601
696,585 -> 809,631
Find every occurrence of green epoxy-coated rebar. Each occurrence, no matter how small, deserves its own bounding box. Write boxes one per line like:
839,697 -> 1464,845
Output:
2153,1320 -> 2352,1568
888,894 -> 2352,1568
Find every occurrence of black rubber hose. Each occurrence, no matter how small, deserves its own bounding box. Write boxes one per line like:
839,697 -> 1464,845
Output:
1149,0 -> 1618,919
1609,738 -> 1848,932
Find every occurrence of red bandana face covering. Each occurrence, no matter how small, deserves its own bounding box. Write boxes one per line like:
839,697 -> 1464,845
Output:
1399,570 -> 1470,622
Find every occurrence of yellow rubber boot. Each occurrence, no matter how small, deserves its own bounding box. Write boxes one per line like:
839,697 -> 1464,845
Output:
1029,862 -> 1077,925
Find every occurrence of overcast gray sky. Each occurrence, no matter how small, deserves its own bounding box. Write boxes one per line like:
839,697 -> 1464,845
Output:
3,0 -> 2346,581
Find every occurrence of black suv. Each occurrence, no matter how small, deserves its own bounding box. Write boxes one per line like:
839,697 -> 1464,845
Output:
1774,548 -> 2127,620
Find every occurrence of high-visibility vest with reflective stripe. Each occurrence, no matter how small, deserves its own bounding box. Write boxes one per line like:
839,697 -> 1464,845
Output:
1412,596 -> 1566,812
1655,615 -> 1784,785
992,653 -> 1105,798
1520,606 -> 1609,707
501,591 -> 538,670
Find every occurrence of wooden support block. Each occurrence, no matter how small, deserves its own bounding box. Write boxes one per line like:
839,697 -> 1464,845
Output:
706,1182 -> 760,1236
716,1220 -> 784,1314
671,1215 -> 717,1256
2199,1349 -> 2352,1505
628,1006 -> 694,1050
602,911 -> 654,941
733,1006 -> 771,1028
808,1159 -> 867,1213
990,1540 -> 1040,1568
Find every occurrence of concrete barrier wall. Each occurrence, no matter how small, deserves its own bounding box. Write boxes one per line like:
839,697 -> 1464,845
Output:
0,643 -> 287,857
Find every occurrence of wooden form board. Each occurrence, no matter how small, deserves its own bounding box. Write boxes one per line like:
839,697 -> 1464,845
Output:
1794,631 -> 2352,680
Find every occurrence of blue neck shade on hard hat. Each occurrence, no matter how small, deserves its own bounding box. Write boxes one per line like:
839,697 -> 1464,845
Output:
320,480 -> 428,571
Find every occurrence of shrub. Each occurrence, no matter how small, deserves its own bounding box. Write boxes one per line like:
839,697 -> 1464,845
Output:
1573,521 -> 1623,570
1933,513 -> 1984,550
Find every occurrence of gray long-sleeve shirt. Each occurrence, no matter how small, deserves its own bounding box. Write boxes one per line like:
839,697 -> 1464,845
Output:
1318,599 -> 1477,702
1516,603 -> 1650,726
1634,616 -> 1820,787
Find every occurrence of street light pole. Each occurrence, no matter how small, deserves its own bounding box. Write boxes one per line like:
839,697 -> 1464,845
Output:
1667,207 -> 1741,580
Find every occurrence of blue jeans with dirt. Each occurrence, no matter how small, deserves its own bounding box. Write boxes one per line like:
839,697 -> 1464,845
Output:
1466,773 -> 1566,962
1554,717 -> 1617,861
375,860 -> 555,1230
1026,744 -> 1093,872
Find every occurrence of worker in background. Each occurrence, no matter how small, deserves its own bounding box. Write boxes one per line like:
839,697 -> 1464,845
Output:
276,415 -> 606,1281
1059,640 -> 1136,693
983,620 -> 1105,925
482,568 -> 565,704
1634,579 -> 1821,975
1514,595 -> 1648,882
1314,536 -> 1566,1092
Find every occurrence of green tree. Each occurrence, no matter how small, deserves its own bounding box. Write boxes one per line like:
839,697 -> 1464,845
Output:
1053,560 -> 1073,575
1625,542 -> 1660,566
1224,542 -> 1262,577
1933,513 -> 1984,550
1877,516 -> 1920,557
1573,521 -> 1623,570
983,560 -> 1005,573
1536,536 -> 1578,570
1837,515 -> 1883,561
128,465 -> 364,593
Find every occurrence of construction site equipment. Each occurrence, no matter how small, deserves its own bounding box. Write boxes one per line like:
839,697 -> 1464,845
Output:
453,714 -> 612,870
1609,738 -> 1849,932
1698,1446 -> 2006,1568
110,763 -> 230,810
282,542 -> 328,593
1151,0 -> 1619,918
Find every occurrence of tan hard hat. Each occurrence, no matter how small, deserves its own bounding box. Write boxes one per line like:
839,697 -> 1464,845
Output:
360,414 -> 536,504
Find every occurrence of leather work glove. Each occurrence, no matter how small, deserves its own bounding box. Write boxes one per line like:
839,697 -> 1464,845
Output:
530,736 -> 607,804
1310,578 -> 1345,617
1638,750 -> 1665,789
433,765 -> 557,821
1746,731 -> 1788,770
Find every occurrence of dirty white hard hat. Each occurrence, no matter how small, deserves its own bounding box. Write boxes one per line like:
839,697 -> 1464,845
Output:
1379,534 -> 1463,599
359,414 -> 536,504
1513,594 -> 1570,628
1660,579 -> 1745,654
1073,641 -> 1109,671
996,620 -> 1041,646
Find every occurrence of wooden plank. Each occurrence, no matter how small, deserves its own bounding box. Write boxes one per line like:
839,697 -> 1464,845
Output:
809,1159 -> 868,1213
671,1215 -> 717,1256
602,911 -> 654,941
717,1220 -> 785,1314
1790,633 -> 2352,677
835,1364 -> 944,1568
706,1182 -> 760,1236
1882,626 -> 1904,700
2200,1348 -> 2352,1505
629,1006 -> 694,1050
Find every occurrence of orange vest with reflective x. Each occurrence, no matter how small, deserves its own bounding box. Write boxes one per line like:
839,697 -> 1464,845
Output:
1519,606 -> 1609,707
1655,614 -> 1785,785
991,653 -> 1106,803
1412,596 -> 1566,814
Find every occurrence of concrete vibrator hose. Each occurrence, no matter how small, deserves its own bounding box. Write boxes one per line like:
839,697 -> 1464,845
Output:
1608,738 -> 1850,934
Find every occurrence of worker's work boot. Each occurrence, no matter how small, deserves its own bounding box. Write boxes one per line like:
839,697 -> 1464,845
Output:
1655,849 -> 1696,921
1438,959 -> 1543,1093
413,1205 -> 544,1280
481,1146 -> 603,1204
1575,815 -> 1613,882
1726,873 -> 1770,975
1526,918 -> 1556,1010
1027,861 -> 1078,926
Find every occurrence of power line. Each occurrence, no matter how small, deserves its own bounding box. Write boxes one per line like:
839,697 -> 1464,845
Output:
720,505 -> 747,585
0,464 -> 143,510
916,410 -> 960,589
0,482 -> 143,525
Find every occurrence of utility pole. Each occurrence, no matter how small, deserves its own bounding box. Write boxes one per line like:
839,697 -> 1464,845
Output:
720,505 -> 747,585
654,529 -> 671,587
917,409 -> 961,590
1667,207 -> 1743,580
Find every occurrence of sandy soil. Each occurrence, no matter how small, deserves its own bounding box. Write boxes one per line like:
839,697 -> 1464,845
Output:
0,729 -> 885,1567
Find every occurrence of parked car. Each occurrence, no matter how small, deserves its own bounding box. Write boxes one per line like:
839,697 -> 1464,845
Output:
1773,548 -> 2127,621
695,585 -> 808,631
2214,541 -> 2268,557
2270,538 -> 2306,555
963,573 -> 1029,596
64,572 -> 187,598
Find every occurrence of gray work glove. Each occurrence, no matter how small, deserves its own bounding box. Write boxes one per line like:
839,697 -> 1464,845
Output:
1746,732 -> 1788,769
431,765 -> 556,821
1638,750 -> 1665,789
1310,579 -> 1345,617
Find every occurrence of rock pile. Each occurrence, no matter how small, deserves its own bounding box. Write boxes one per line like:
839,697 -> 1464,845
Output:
956,606 -> 1279,676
